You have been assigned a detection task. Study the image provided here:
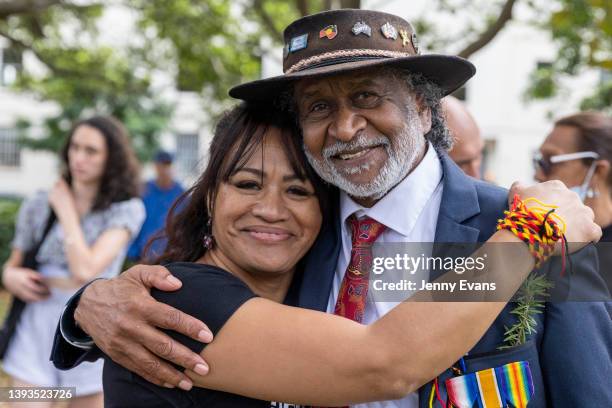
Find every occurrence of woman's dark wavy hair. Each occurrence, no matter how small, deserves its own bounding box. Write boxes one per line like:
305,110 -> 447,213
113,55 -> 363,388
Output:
155,103 -> 333,264
61,116 -> 140,211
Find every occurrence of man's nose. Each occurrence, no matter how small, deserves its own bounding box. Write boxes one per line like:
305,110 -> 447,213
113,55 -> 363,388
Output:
328,105 -> 366,142
534,167 -> 547,183
251,189 -> 289,222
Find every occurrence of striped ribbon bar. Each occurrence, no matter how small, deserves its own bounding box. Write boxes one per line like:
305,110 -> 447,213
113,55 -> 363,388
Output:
445,361 -> 534,408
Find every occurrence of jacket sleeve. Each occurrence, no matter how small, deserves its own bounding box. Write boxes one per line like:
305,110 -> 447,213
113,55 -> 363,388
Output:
50,280 -> 104,369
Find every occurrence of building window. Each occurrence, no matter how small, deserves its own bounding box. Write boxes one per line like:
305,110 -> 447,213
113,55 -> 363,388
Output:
1,48 -> 23,86
0,128 -> 21,167
175,133 -> 199,177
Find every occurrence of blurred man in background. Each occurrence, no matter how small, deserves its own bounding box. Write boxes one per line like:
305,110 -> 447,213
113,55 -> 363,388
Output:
444,95 -> 485,179
534,111 -> 612,291
127,150 -> 184,262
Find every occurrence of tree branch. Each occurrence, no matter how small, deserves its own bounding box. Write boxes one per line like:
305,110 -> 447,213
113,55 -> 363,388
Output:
296,0 -> 309,16
252,0 -> 282,42
339,0 -> 360,9
0,0 -> 63,19
458,0 -> 517,59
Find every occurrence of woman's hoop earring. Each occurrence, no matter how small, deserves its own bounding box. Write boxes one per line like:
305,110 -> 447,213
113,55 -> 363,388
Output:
203,218 -> 214,249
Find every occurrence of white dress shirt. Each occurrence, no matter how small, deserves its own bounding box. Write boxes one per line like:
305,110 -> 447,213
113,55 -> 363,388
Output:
326,143 -> 444,408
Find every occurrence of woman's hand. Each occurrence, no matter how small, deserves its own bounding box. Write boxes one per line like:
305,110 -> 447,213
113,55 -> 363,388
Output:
2,266 -> 50,302
48,179 -> 78,220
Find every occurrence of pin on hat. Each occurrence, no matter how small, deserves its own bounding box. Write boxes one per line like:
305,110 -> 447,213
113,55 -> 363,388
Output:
380,22 -> 398,40
351,21 -> 372,36
289,34 -> 308,52
319,24 -> 338,39
399,29 -> 410,47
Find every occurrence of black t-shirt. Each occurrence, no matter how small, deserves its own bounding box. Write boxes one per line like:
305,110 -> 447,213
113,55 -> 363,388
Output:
103,262 -> 304,408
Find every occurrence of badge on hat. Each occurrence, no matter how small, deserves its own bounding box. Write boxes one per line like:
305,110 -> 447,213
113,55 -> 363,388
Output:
380,22 -> 398,40
319,24 -> 338,40
351,21 -> 372,37
399,29 -> 410,47
289,34 -> 309,53
411,32 -> 420,54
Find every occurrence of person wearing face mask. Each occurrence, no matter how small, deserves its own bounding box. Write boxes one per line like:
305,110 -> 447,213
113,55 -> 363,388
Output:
534,111 -> 612,291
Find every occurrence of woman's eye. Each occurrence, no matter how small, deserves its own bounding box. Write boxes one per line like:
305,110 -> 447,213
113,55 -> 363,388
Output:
235,181 -> 260,190
287,186 -> 311,197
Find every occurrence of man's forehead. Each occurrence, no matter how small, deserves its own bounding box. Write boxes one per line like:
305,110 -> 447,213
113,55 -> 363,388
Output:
294,70 -> 393,96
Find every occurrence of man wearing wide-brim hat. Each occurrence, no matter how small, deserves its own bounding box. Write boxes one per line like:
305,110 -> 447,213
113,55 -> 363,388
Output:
52,9 -> 611,408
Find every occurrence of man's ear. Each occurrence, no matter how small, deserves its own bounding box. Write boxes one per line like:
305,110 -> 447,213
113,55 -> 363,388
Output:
594,159 -> 610,179
415,94 -> 432,134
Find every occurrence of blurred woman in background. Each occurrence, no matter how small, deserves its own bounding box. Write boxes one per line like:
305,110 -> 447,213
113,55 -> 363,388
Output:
534,111 -> 612,291
1,116 -> 145,408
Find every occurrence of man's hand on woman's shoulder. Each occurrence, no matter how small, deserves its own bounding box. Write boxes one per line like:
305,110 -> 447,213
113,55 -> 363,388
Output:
75,264 -> 213,390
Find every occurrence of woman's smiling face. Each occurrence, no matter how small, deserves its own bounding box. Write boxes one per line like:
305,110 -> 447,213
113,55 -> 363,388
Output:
211,126 -> 323,277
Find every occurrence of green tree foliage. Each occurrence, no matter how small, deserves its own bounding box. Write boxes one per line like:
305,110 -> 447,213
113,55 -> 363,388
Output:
0,1 -> 171,160
524,0 -> 611,110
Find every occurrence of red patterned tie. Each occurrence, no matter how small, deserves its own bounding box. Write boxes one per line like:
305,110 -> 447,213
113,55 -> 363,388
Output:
334,215 -> 387,323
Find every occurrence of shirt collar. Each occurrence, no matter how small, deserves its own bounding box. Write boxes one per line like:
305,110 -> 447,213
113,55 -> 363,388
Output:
339,142 -> 443,237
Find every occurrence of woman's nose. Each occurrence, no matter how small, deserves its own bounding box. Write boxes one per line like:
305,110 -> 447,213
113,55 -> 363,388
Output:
251,189 -> 289,222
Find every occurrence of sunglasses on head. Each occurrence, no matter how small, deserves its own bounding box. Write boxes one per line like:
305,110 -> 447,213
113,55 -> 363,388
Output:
533,151 -> 599,175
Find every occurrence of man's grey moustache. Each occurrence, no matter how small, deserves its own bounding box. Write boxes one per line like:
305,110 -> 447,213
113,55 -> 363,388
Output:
323,139 -> 389,159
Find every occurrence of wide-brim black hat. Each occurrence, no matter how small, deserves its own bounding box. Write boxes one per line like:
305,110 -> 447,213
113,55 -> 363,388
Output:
230,9 -> 475,102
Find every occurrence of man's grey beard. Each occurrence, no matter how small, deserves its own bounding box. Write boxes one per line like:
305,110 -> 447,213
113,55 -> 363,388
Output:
304,110 -> 426,200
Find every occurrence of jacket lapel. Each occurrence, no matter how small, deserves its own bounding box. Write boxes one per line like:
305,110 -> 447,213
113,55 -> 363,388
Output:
419,153 -> 483,407
434,152 -> 481,243
298,203 -> 342,311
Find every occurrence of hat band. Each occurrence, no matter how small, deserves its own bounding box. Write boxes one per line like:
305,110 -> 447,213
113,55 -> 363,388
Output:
285,49 -> 414,74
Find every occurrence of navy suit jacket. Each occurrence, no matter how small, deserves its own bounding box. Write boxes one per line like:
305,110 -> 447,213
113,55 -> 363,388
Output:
53,151 -> 611,407
298,152 -> 612,407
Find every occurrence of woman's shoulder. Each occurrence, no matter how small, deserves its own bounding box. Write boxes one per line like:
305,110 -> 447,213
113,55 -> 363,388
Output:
100,197 -> 146,235
22,190 -> 49,210
165,262 -> 248,284
107,197 -> 145,215
152,262 -> 258,338
159,262 -> 255,301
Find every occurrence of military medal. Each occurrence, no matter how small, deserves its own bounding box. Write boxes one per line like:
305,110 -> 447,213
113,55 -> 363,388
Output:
445,361 -> 534,408
351,21 -> 371,37
380,22 -> 398,40
319,24 -> 338,40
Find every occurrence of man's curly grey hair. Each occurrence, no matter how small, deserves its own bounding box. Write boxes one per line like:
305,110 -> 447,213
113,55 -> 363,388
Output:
275,66 -> 453,151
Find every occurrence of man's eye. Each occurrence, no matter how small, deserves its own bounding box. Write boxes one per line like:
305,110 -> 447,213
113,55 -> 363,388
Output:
235,181 -> 260,190
310,102 -> 329,113
356,91 -> 378,101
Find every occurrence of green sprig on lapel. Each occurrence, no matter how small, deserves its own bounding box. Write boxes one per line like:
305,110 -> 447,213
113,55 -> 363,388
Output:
499,273 -> 554,350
